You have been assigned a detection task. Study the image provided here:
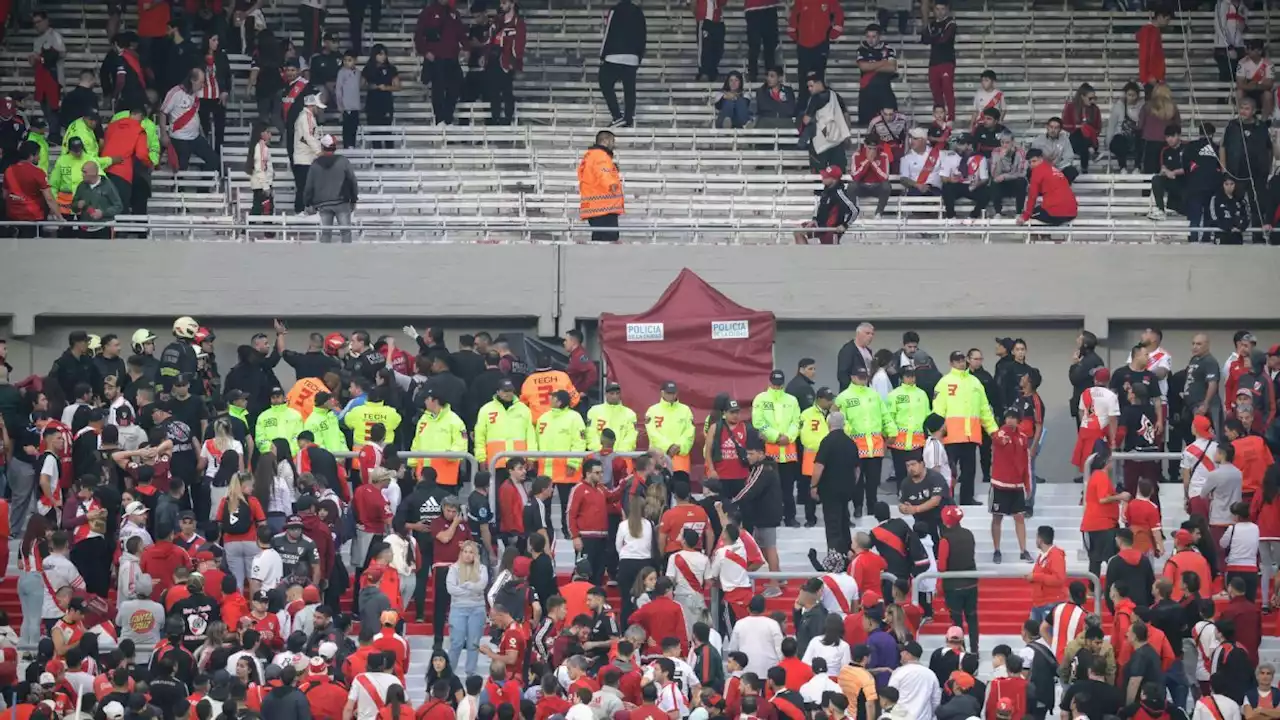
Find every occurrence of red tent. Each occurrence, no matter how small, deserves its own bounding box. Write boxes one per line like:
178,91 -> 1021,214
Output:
598,269 -> 776,458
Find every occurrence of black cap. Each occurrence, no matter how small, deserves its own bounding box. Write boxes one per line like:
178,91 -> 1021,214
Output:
150,401 -> 173,415
995,337 -> 1015,351
286,514 -> 303,527
178,510 -> 196,521
225,389 -> 249,403
900,365 -> 917,377
497,379 -> 515,392
662,381 -> 678,393
270,386 -> 285,396
949,350 -> 966,363
67,137 -> 84,152
745,427 -> 765,452
954,132 -> 973,145
726,399 -> 741,411
928,125 -> 946,140
851,366 -> 869,377
173,373 -> 190,386
605,382 -> 621,393
253,590 -> 270,603
87,408 -> 107,423
284,57 -> 301,69
323,31 -> 338,40
816,386 -> 835,400
769,370 -> 785,385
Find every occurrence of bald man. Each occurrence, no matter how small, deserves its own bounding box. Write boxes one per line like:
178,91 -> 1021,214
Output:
1182,334 -> 1222,437
812,410 -> 860,555
72,160 -> 123,238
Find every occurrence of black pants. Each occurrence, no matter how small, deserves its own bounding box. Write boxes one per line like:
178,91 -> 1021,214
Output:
414,531 -> 433,619
342,111 -> 359,148
172,136 -> 218,171
851,456 -> 881,515
346,0 -> 378,54
946,584 -> 979,650
616,557 -> 650,626
1085,528 -> 1116,577
292,164 -> 310,212
300,5 -> 326,56
130,175 -> 151,215
946,442 -> 978,503
795,42 -> 828,109
487,67 -> 515,124
432,566 -> 450,648
1068,130 -> 1094,173
599,62 -> 637,124
698,20 -> 725,80
1031,208 -> 1075,225
604,514 -> 621,582
1108,134 -> 1141,170
876,8 -> 909,34
109,174 -> 132,213
366,94 -> 394,149
1229,177 -> 1267,244
198,99 -> 226,157
1215,47 -> 1242,83
588,213 -> 620,242
1140,139 -> 1165,174
557,483 -> 573,537
1151,174 -> 1185,213
799,474 -> 817,524
991,178 -> 1026,215
425,58 -> 463,124
778,461 -> 799,523
579,537 -> 607,585
942,183 -> 990,218
744,8 -> 778,81
821,493 -> 851,554
1226,570 -> 1259,601
979,433 -> 992,484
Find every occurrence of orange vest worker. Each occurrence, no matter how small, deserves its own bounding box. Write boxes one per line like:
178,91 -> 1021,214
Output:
520,370 -> 580,422
578,143 -> 625,220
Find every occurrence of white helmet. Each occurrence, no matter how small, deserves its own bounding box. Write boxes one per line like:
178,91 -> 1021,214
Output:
173,316 -> 199,339
131,328 -> 156,353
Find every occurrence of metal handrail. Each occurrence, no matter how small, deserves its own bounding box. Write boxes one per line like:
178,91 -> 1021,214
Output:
485,450 -> 649,516
332,450 -> 479,487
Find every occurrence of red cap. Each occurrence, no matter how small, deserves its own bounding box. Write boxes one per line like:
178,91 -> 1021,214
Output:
324,332 -> 346,356
1269,344 -> 1280,356
1192,414 -> 1213,438
303,586 -> 321,603
195,551 -> 216,563
996,698 -> 1014,715
819,165 -> 843,181
860,590 -> 882,607
513,557 -> 531,578
193,326 -> 214,345
941,505 -> 964,528
1091,366 -> 1111,383
1174,529 -> 1195,546
949,671 -> 975,691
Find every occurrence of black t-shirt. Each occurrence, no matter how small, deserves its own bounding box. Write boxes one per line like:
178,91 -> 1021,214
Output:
1110,367 -> 1161,407
523,496 -> 544,537
309,50 -> 341,85
170,592 -> 217,651
1160,144 -> 1184,173
900,471 -> 950,511
159,419 -> 198,482
1123,644 -> 1163,690
813,432 -> 861,494
362,63 -> 397,95
169,394 -> 208,438
1121,404 -> 1159,452
467,490 -> 494,538
1183,354 -> 1220,410
1061,678 -> 1124,718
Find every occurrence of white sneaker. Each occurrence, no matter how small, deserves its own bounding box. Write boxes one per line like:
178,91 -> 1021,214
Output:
1147,208 -> 1166,221
992,211 -> 1004,219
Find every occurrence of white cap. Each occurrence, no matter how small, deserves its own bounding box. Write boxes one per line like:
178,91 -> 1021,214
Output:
320,134 -> 337,150
305,94 -> 327,109
318,641 -> 338,659
39,672 -> 56,685
908,127 -> 928,140
103,702 -> 125,720
125,501 -> 147,516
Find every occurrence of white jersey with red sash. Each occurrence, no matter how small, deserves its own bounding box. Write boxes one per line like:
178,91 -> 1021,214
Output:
1049,601 -> 1086,662
711,540 -> 753,614
1197,695 -> 1230,720
1072,386 -> 1118,469
819,573 -> 857,617
36,451 -> 64,519
671,550 -> 708,596
916,146 -> 942,186
161,85 -> 201,141
40,421 -> 74,489
69,495 -> 103,543
281,77 -> 308,119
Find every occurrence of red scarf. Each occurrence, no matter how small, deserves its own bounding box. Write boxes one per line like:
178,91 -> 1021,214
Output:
915,146 -> 941,186
121,49 -> 147,88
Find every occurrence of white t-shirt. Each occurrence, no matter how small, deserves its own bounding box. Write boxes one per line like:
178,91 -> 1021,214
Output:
709,541 -> 752,592
1193,695 -> 1242,720
1181,438 -> 1220,498
1192,620 -> 1222,681
566,704 -> 596,720
923,436 -> 951,484
617,521 -> 654,560
41,554 -> 85,618
654,680 -> 690,718
250,548 -> 284,590
817,573 -> 858,617
161,86 -> 201,141
347,672 -> 403,720
1221,521 -> 1259,568
803,637 -> 852,674
799,673 -> 842,705
40,454 -> 60,487
1078,387 -> 1120,429
665,550 -> 709,595
200,439 -> 245,479
901,150 -> 942,190
1237,56 -> 1273,84
888,662 -> 942,720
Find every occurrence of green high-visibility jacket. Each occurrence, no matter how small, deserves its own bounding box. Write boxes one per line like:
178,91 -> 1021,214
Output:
751,386 -> 801,445
255,403 -> 304,455
586,401 -> 638,452
303,406 -> 349,454
886,383 -> 931,450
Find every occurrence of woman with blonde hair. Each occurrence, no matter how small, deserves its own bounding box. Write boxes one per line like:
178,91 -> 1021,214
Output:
445,539 -> 488,675
1139,82 -> 1180,173
199,418 -> 244,513
216,471 -> 266,586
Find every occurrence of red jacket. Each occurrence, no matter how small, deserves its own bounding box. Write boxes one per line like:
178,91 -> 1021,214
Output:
498,480 -> 525,534
1022,161 -> 1078,221
984,677 -> 1027,720
353,483 -> 389,533
534,696 -> 571,720
1232,435 -> 1274,496
139,541 -> 192,601
1060,101 -> 1102,146
850,146 -> 890,183
567,482 -> 608,538
491,13 -> 527,73
101,117 -> 152,183
629,596 -> 690,654
694,0 -> 727,22
1217,596 -> 1262,665
415,4 -> 467,59
565,347 -> 598,396
1250,490 -> 1280,540
1029,546 -> 1066,607
300,512 -> 335,575
301,677 -> 349,720
787,0 -> 843,48
847,550 -> 886,599
1136,24 -> 1166,84
989,426 -> 1030,493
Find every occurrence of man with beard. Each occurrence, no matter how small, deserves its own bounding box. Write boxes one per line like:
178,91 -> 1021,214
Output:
1068,331 -> 1105,430
169,572 -> 216,652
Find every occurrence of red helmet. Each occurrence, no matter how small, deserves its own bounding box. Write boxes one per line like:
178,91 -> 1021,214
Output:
324,332 -> 347,356
941,505 -> 964,528
193,326 -> 214,345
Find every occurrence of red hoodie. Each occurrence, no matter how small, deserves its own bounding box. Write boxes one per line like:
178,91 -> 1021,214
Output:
535,695 -> 571,720
1250,490 -> 1280,540
139,541 -> 192,600
415,4 -> 467,58
1022,161 -> 1078,221
101,117 -> 152,183
1136,23 -> 1166,84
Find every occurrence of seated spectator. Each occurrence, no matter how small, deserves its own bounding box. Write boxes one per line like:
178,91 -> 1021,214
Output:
1148,124 -> 1185,220
899,128 -> 942,195
794,165 -> 858,245
939,134 -> 989,220
1061,83 -> 1102,173
1138,82 -> 1180,174
928,105 -> 952,148
973,107 -> 1008,158
866,104 -> 911,167
850,139 -> 892,217
1235,39 -> 1274,121
799,72 -> 852,171
1208,175 -> 1252,245
1106,81 -> 1145,173
714,72 -> 752,129
969,69 -> 1004,132
1029,117 -> 1079,183
1018,148 -> 1078,227
753,67 -> 797,129
989,131 -> 1027,218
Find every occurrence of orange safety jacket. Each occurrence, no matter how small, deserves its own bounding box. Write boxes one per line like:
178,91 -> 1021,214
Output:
578,146 -> 625,219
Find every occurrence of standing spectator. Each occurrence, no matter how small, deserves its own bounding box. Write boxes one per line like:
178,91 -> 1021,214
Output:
788,0 -> 843,112
856,24 -> 897,126
486,0 -> 526,126
160,20 -> 199,94
920,0 -> 955,121
578,130 -> 625,242
888,643 -> 941,720
989,131 -> 1026,217
1136,7 -> 1171,86
939,133 -> 989,220
137,0 -> 171,74
695,0 -> 728,82
1182,123 -> 1220,242
1061,84 -> 1102,174
1217,576 -> 1262,667
161,68 -> 218,171
303,135 -> 359,244
1214,0 -> 1247,82
1220,97 -> 1272,243
599,0 -> 646,129
3,142 -> 57,234
937,506 -> 978,650
71,162 -> 123,238
101,106 -> 152,212
416,0 -> 467,126
299,0 -> 326,57
1209,176 -> 1253,244
197,35 -> 231,158
336,52 -> 361,148
310,34 -> 343,111
245,122 -> 275,217
866,104 -> 911,166
1081,448 -> 1128,577
753,68 -> 797,129
1149,124 -> 1185,220
1029,118 -> 1079,183
1107,82 -> 1145,173
1251,469 -> 1280,610
795,165 -> 857,244
1139,83 -> 1180,174
249,31 -> 286,133
1018,148 -> 1078,226
1235,40 -> 1273,120
292,94 -> 324,213
362,45 -> 400,149
850,140 -> 891,217
346,0 -> 378,56
60,71 -> 99,132
744,0 -> 780,83
734,431 -> 785,597
1068,333 -> 1105,436
1072,366 -> 1119,475
30,11 -> 65,145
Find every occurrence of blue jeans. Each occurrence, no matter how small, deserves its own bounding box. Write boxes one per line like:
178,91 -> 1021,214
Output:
1165,656 -> 1190,710
716,98 -> 751,129
1030,603 -> 1056,623
448,604 -> 487,676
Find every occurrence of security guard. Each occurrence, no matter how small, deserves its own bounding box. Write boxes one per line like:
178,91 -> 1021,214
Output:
342,385 -> 402,459
833,366 -> 894,518
645,381 -> 695,475
577,130 -> 625,242
797,386 -> 835,527
520,355 -> 580,423
410,388 -> 469,487
752,369 -> 802,528
255,386 -> 305,454
473,378 -> 538,470
885,365 -> 930,489
537,389 -> 586,536
586,382 -> 637,453
304,391 -> 349,455
24,117 -> 49,174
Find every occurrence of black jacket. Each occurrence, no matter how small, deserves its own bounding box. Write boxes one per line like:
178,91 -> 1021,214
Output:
450,349 -> 486,386
600,0 -> 646,61
283,349 -> 341,382
733,462 -> 783,529
158,340 -> 201,395
994,359 -> 1032,415
970,365 -> 999,417
1222,117 -> 1271,181
1068,349 -> 1103,420
224,347 -> 271,418
51,349 -> 94,401
792,603 -> 829,654
60,86 -> 100,128
469,368 -> 505,420
261,683 -> 313,720
92,354 -> 126,397
425,371 -> 468,421
936,692 -> 980,720
1136,598 -> 1187,656
1208,188 -> 1252,231
1104,551 -> 1155,611
785,373 -> 816,412
836,341 -> 871,391
161,38 -> 200,92
814,180 -> 859,230
755,83 -> 798,120
203,48 -> 232,98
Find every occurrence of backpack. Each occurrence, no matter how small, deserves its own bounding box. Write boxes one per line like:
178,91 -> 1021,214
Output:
493,578 -> 529,623
220,497 -> 253,535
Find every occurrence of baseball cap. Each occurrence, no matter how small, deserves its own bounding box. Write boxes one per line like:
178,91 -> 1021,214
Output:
286,515 -> 303,528
304,94 -> 326,109
941,505 -> 964,528
954,132 -> 974,145
303,586 -> 321,603
948,671 -> 975,691
948,350 -> 966,363
178,509 -> 196,521
67,137 -> 85,152
318,641 -> 338,659
605,382 -> 621,393
380,610 -> 399,626
125,501 -> 147,516
815,386 -> 835,400
1174,529 -> 1195,546
996,698 -> 1015,715
308,656 -> 327,672
1236,386 -> 1254,397
908,127 -> 928,140
195,551 -> 216,563
1269,344 -> 1280,356
818,166 -> 842,181
497,379 -> 516,392
726,399 -> 741,411
103,702 -> 125,720
770,369 -> 786,385
945,626 -> 964,641
662,381 -> 678,393
173,373 -> 190,386
320,134 -> 337,149
270,386 -> 285,396
860,590 -> 882,607
1192,414 -> 1213,438
851,365 -> 870,377
225,389 -> 249,403
252,590 -> 270,603
39,672 -> 56,686
513,556 -> 532,578
1090,366 -> 1111,383
995,337 -> 1015,351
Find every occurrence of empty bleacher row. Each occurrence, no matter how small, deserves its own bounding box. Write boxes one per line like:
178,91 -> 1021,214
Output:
1,0 -> 1265,239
